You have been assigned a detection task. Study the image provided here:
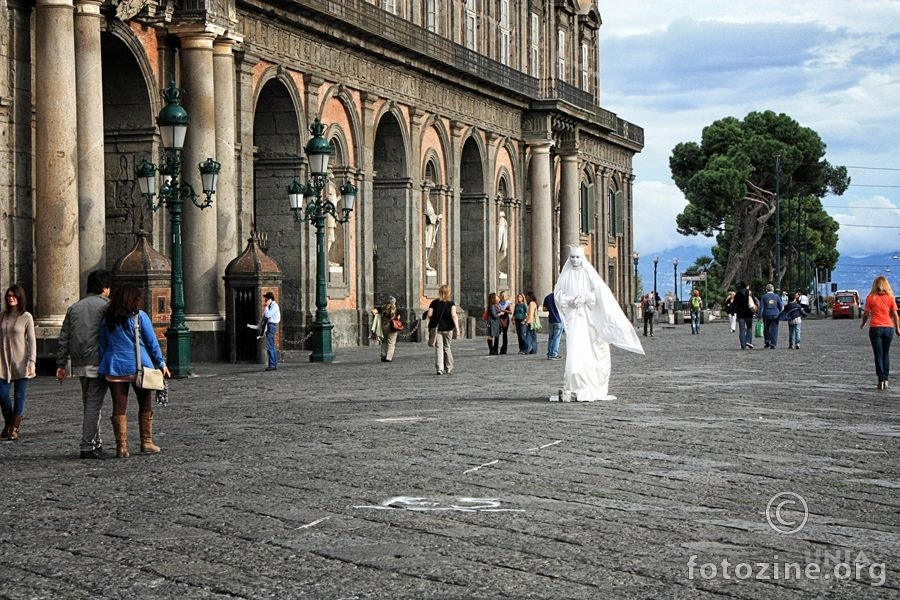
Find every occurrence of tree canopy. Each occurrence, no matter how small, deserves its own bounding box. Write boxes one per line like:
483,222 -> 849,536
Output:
669,110 -> 847,293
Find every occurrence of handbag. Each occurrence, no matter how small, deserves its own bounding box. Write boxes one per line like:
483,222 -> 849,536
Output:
390,316 -> 404,332
754,318 -> 764,338
133,315 -> 165,391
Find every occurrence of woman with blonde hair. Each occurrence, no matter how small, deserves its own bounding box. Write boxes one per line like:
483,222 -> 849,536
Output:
425,284 -> 461,375
860,275 -> 900,390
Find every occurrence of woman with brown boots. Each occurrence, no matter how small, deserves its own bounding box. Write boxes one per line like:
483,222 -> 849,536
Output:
98,285 -> 170,458
0,284 -> 36,442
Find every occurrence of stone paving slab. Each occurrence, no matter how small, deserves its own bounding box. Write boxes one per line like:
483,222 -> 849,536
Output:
0,317 -> 898,599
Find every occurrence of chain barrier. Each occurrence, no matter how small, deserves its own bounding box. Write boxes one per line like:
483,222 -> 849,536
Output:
281,318 -> 422,348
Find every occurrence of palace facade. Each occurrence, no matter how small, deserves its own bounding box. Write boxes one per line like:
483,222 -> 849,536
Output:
0,0 -> 642,360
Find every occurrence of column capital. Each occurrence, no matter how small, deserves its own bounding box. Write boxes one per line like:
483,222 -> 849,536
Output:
74,0 -> 102,14
36,0 -> 74,7
171,27 -> 219,49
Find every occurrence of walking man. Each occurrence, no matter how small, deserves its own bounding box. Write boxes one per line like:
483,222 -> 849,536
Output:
543,291 -> 563,359
263,291 -> 281,371
55,269 -> 111,459
758,284 -> 784,349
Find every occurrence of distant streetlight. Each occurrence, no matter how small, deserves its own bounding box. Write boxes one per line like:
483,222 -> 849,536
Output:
673,257 -> 679,305
653,255 -> 659,323
632,251 -> 640,300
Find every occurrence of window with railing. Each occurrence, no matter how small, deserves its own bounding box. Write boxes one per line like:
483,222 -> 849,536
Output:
465,0 -> 477,51
425,0 -> 438,33
499,0 -> 510,66
557,30 -> 566,82
530,13 -> 540,77
581,42 -> 590,92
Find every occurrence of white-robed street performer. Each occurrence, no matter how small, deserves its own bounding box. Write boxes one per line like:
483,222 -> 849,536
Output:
554,246 -> 644,401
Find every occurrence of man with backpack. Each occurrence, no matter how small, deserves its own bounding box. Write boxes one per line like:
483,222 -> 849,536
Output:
640,292 -> 656,337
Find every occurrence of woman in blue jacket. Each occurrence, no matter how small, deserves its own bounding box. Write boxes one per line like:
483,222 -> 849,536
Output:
99,285 -> 170,458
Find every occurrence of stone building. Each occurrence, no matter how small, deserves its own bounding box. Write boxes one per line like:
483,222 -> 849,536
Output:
0,0 -> 642,361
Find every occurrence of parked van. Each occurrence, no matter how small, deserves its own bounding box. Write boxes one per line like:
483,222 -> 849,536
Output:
832,290 -> 861,319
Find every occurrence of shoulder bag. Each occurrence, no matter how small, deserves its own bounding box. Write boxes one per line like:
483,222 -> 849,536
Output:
389,316 -> 405,332
134,315 -> 165,390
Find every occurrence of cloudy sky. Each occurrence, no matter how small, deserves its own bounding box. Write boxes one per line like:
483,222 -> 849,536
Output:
599,1 -> 900,261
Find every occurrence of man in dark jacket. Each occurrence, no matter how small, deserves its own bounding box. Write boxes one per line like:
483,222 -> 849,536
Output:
758,283 -> 784,349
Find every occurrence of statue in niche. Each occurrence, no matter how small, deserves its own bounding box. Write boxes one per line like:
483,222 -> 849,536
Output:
424,193 -> 442,271
498,210 -> 509,276
326,194 -> 344,269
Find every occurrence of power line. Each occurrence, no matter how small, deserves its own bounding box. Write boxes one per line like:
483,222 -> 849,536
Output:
834,223 -> 900,228
844,166 -> 900,171
823,205 -> 899,210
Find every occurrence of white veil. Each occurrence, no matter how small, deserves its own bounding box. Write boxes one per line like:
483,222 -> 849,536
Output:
554,247 -> 644,355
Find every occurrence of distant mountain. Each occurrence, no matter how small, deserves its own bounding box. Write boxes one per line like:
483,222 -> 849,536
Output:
635,247 -> 900,299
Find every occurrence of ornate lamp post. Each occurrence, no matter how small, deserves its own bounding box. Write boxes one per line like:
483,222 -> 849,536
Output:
632,251 -> 640,303
288,118 -> 358,363
653,255 -> 659,322
673,257 -> 679,305
135,81 -> 220,378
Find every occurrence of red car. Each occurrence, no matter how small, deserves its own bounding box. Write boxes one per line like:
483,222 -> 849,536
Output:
832,290 -> 861,319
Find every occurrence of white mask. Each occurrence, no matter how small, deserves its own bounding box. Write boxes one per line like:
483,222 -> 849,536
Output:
569,249 -> 584,269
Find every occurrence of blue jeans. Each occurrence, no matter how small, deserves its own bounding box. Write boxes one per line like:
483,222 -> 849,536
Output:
0,378 -> 28,416
737,317 -> 753,348
789,322 -> 801,347
515,322 -> 528,352
869,327 -> 894,383
266,322 -> 278,368
764,318 -> 780,348
526,328 -> 538,354
547,322 -> 563,358
690,310 -> 701,333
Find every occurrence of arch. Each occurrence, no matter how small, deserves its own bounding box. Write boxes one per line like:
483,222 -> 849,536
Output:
459,134 -> 488,312
372,109 -> 411,307
252,76 -> 304,338
100,25 -> 158,269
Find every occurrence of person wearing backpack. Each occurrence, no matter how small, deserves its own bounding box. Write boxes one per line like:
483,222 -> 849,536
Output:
640,293 -> 656,337
689,289 -> 703,334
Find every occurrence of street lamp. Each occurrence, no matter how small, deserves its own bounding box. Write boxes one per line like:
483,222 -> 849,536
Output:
288,117 -> 358,363
673,257 -> 679,305
632,251 -> 640,299
653,255 -> 659,322
135,81 -> 220,378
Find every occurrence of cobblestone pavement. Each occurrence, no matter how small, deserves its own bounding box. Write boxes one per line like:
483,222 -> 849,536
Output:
1,316 -> 898,599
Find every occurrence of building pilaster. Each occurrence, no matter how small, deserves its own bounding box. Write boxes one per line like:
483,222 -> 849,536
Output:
528,140 -> 553,297
34,0 -> 79,325
74,0 -> 105,288
213,36 -> 239,315
558,151 -> 580,270
176,30 -> 219,321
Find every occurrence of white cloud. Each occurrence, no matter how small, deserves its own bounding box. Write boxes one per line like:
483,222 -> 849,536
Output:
599,1 -> 900,258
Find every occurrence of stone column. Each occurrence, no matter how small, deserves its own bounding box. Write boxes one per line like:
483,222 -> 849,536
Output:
177,30 -> 219,321
528,140 -> 553,298
213,36 -> 239,315
74,0 -> 105,288
34,0 -> 79,324
558,151 -> 580,269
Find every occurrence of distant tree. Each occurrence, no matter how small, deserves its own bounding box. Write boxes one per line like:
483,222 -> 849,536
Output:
670,111 -> 847,292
